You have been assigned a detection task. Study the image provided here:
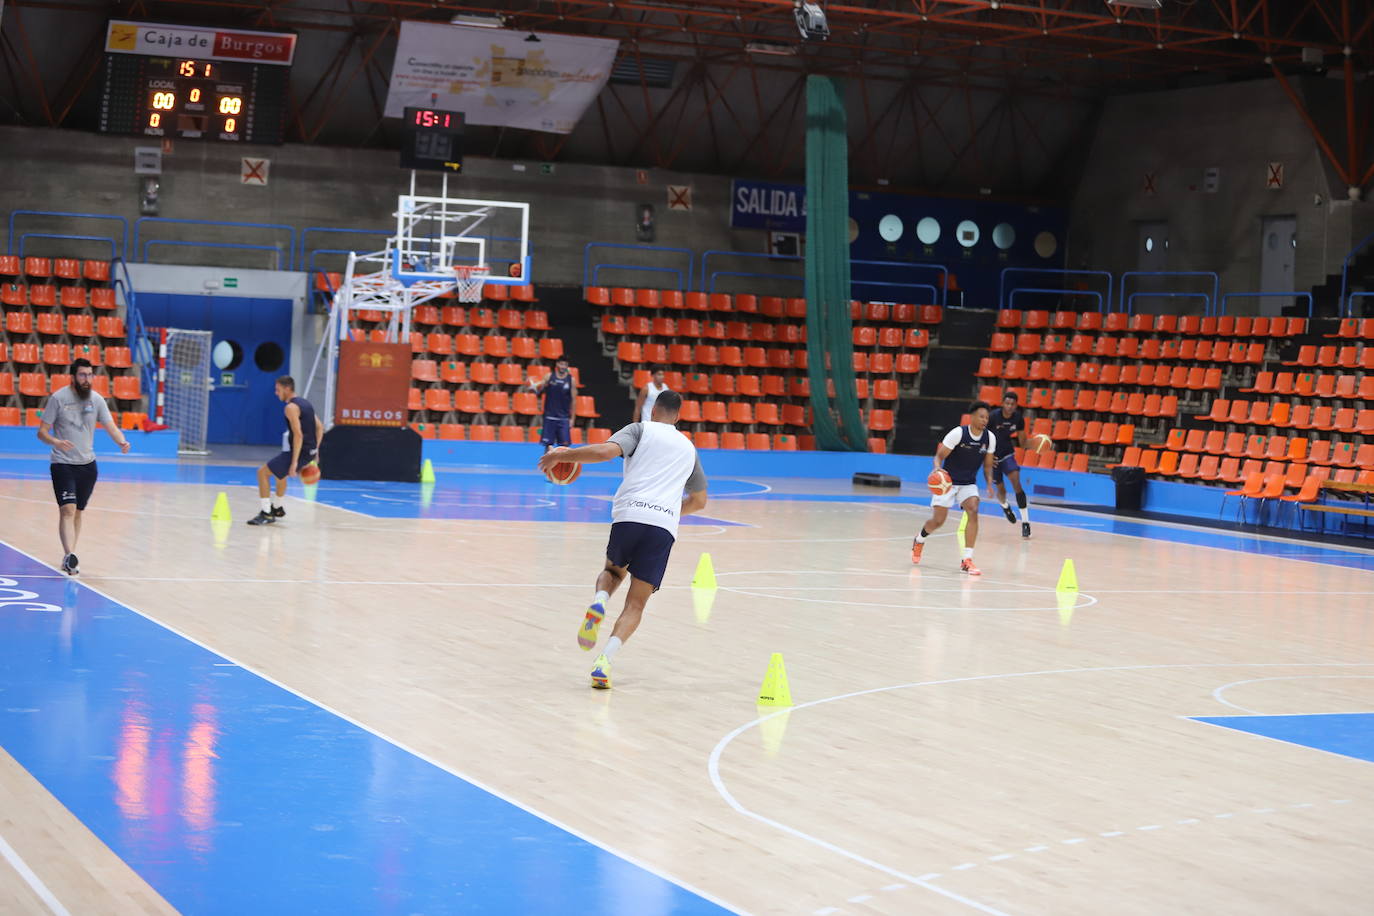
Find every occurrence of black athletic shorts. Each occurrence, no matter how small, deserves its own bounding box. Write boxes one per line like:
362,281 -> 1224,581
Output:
50,461 -> 98,510
267,447 -> 317,479
605,521 -> 676,590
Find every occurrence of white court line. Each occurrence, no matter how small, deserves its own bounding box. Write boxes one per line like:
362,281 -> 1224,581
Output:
0,830 -> 71,916
0,540 -> 744,916
708,662 -> 1374,916
1211,675 -> 1374,715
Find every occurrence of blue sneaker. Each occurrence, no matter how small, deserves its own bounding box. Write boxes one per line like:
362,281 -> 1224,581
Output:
578,602 -> 605,651
590,654 -> 612,689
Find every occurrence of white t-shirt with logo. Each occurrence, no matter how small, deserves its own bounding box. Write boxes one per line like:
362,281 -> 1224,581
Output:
607,421 -> 707,539
640,382 -> 669,422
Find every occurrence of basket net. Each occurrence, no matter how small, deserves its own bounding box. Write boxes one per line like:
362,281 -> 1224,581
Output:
453,265 -> 490,303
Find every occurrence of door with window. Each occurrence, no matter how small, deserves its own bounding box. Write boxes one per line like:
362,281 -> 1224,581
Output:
1259,216 -> 1297,316
1134,221 -> 1170,313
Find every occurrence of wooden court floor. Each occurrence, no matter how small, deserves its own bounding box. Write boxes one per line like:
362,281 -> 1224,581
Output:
2,465 -> 1373,915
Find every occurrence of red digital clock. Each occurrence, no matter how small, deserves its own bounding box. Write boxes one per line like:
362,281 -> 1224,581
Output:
400,106 -> 465,172
412,109 -> 457,129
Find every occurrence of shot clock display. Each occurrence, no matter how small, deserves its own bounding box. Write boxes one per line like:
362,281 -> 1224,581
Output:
99,55 -> 288,144
399,107 -> 465,173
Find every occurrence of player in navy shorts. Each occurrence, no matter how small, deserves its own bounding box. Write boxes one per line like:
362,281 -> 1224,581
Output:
531,358 -> 576,451
989,391 -> 1032,539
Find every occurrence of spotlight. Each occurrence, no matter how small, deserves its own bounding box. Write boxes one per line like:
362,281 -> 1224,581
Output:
795,2 -> 830,41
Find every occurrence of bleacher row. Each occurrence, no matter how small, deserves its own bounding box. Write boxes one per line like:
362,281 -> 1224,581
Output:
1,256 -> 145,427
978,307 -> 1373,512
587,286 -> 943,448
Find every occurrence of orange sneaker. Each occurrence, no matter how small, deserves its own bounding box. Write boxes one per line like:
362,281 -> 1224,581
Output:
960,558 -> 982,576
911,541 -> 924,565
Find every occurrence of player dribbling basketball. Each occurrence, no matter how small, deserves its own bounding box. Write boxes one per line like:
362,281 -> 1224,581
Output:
912,400 -> 997,575
989,391 -> 1032,539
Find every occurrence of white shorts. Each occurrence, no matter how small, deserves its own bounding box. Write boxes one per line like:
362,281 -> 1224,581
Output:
931,483 -> 981,509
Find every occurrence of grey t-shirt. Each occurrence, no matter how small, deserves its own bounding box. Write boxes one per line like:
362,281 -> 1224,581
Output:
609,422 -> 708,493
42,386 -> 113,465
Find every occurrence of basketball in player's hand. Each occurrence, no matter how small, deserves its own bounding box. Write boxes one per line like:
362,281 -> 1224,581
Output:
927,468 -> 952,495
300,462 -> 321,485
1030,433 -> 1054,453
545,448 -> 581,486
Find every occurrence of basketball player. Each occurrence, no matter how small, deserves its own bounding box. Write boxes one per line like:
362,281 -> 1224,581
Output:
990,391 -> 1032,539
633,367 -> 669,423
911,400 -> 997,575
531,357 -> 576,451
36,358 -> 130,575
535,390 -> 708,689
247,376 -> 323,526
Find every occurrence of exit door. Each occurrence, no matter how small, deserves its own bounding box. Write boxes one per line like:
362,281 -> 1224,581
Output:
1259,216 -> 1297,316
1134,221 -> 1170,313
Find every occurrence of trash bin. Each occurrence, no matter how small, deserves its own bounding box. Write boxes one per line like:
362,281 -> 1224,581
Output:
1111,466 -> 1146,511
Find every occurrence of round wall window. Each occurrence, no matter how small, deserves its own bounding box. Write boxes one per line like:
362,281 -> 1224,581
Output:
956,220 -> 980,248
878,214 -> 904,242
254,342 -> 285,373
916,217 -> 941,245
212,340 -> 242,370
847,217 -> 860,244
1034,231 -> 1058,258
992,223 -> 1016,250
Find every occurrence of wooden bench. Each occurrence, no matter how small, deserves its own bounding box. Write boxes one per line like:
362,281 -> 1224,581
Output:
1299,504 -> 1374,518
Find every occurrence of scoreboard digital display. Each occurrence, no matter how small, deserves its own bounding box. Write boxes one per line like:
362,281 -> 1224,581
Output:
399,107 -> 464,172
100,55 -> 287,144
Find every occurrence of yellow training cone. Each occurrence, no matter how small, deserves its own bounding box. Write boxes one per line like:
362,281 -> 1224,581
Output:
691,552 -> 717,589
757,708 -> 792,756
420,459 -> 436,484
1056,558 -> 1078,592
210,518 -> 231,549
1057,590 -> 1077,627
691,586 -> 717,625
210,491 -> 232,522
757,652 -> 792,707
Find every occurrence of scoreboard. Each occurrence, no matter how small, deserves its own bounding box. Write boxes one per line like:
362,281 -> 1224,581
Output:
399,107 -> 465,172
97,20 -> 294,145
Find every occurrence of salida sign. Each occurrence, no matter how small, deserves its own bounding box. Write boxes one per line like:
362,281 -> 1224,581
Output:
730,179 -> 806,232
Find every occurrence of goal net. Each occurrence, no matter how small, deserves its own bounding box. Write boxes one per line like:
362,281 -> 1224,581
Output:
164,328 -> 213,455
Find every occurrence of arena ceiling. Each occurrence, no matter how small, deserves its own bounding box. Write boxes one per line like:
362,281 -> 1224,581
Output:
2,1 -> 1371,196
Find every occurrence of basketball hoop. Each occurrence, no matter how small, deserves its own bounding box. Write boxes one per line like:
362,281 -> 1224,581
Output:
452,265 -> 490,303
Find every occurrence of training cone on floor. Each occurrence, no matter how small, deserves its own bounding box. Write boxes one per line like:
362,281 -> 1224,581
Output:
420,459 -> 436,484
757,652 -> 793,707
691,586 -> 717,626
691,552 -> 717,589
210,491 -> 232,522
1057,590 -> 1077,627
1056,558 -> 1078,592
956,510 -> 968,549
210,518 -> 231,549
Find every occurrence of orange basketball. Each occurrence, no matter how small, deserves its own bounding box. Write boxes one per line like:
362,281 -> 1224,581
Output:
927,468 -> 952,495
545,449 -> 581,486
299,462 -> 321,485
1031,433 -> 1054,454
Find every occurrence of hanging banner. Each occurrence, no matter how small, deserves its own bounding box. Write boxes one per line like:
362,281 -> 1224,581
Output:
730,179 -> 807,232
105,19 -> 296,65
336,341 -> 410,427
384,23 -> 618,134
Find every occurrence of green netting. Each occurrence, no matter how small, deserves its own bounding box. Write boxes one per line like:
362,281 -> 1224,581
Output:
804,75 -> 868,451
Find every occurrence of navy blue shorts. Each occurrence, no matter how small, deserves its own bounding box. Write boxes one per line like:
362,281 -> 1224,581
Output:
993,453 -> 1020,486
605,521 -> 676,590
267,448 -> 316,479
540,417 -> 571,447
50,461 -> 97,510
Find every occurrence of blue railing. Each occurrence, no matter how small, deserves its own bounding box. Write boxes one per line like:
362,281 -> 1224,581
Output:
1338,228 -> 1374,317
296,227 -> 391,272
1220,291 -> 1314,318
582,243 -> 694,290
1009,287 -> 1105,312
7,210 -> 128,259
1119,270 -> 1219,315
133,217 -> 294,269
999,267 -> 1112,312
17,233 -> 119,261
591,264 -> 685,290
110,258 -> 158,410
1124,291 -> 1211,314
143,239 -> 285,269
852,259 -> 949,306
852,280 -> 939,303
708,270 -> 805,293
700,250 -> 801,294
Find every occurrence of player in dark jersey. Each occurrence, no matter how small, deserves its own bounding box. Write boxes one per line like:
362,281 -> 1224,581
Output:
248,376 -> 324,526
531,357 -> 577,451
912,400 -> 997,575
990,391 -> 1032,539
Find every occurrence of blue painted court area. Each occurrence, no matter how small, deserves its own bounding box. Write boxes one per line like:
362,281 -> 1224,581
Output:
0,542 -> 732,915
1191,714 -> 1374,765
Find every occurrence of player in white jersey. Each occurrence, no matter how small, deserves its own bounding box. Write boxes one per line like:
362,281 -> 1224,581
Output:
536,390 -> 708,688
633,367 -> 669,423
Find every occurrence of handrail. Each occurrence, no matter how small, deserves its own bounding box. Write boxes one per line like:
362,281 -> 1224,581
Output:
110,258 -> 158,412
1008,287 -> 1104,312
1338,228 -> 1374,318
592,263 -> 684,289
18,233 -> 118,261
700,250 -> 800,294
1118,270 -> 1219,314
143,239 -> 284,269
999,267 -> 1112,312
1125,291 -> 1210,314
1219,291 -> 1314,318
852,259 -> 949,306
851,279 -> 939,303
7,210 -> 128,259
133,217 -> 294,269
583,242 -> 694,290
1348,291 -> 1374,311
296,226 -> 391,271
707,270 -> 804,293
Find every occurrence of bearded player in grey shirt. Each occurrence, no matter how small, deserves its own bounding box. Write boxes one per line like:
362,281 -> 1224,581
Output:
36,358 -> 130,575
